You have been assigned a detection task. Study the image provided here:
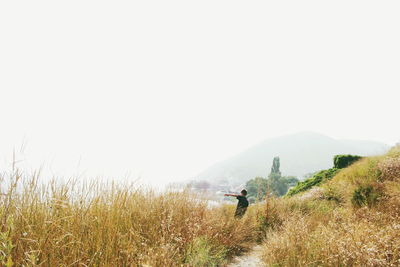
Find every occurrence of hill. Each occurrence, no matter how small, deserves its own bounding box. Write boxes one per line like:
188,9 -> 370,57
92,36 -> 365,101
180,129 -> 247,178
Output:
196,132 -> 389,185
260,145 -> 400,266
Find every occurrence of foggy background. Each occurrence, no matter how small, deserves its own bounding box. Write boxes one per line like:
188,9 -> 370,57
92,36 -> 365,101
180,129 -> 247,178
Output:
1,1 -> 399,186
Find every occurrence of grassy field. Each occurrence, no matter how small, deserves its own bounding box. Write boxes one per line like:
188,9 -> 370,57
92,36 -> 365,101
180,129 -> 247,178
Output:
260,146 -> 400,266
1,146 -> 399,266
0,168 -> 265,266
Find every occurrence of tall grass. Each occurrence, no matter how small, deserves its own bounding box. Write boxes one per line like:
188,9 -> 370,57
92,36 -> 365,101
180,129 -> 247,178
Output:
261,146 -> 400,266
0,168 -> 260,266
4,147 -> 398,266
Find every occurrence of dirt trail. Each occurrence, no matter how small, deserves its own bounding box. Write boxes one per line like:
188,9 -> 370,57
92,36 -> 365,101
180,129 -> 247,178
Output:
227,245 -> 263,267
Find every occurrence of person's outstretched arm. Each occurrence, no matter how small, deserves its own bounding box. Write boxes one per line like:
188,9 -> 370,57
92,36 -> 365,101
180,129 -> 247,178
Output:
224,193 -> 239,197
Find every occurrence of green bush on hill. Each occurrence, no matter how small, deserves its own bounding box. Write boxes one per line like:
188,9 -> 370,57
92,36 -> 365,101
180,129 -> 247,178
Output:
351,184 -> 382,207
286,168 -> 339,196
334,154 -> 363,169
286,154 -> 363,197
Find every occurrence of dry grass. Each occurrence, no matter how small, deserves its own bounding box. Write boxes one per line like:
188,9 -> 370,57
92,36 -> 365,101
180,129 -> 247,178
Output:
261,146 -> 400,267
3,147 -> 399,266
0,169 -> 260,266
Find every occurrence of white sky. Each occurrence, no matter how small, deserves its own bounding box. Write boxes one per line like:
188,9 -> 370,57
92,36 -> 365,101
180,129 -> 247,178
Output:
1,1 -> 399,186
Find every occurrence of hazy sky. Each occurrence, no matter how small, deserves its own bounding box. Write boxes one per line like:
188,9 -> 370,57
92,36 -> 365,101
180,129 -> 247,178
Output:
1,1 -> 399,185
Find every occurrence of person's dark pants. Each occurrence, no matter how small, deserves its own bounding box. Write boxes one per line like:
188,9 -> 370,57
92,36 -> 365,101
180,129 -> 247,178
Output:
234,207 -> 247,218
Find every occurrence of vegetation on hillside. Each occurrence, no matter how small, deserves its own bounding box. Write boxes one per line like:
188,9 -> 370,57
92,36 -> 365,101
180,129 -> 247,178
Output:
286,168 -> 339,196
260,146 -> 400,266
286,154 -> 363,197
333,154 -> 363,169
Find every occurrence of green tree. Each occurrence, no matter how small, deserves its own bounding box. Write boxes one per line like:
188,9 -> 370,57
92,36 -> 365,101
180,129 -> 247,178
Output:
245,157 -> 299,199
282,176 -> 299,187
270,156 -> 281,175
246,177 -> 268,201
267,157 -> 285,196
267,172 -> 288,196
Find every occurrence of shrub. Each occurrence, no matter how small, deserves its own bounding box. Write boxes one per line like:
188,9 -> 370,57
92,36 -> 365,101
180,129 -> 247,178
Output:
334,154 -> 363,169
321,185 -> 343,203
352,185 -> 382,207
286,168 -> 339,196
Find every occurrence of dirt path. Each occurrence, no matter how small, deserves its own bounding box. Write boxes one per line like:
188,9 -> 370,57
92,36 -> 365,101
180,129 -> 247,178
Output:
227,245 -> 263,267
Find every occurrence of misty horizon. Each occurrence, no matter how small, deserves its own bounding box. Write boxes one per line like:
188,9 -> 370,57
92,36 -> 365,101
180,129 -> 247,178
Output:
0,131 -> 394,187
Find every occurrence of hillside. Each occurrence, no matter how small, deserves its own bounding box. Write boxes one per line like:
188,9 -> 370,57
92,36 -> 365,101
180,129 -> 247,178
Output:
259,145 -> 400,266
197,132 -> 389,185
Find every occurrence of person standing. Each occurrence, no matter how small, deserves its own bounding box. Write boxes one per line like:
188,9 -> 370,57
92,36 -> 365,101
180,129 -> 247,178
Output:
224,189 -> 249,218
